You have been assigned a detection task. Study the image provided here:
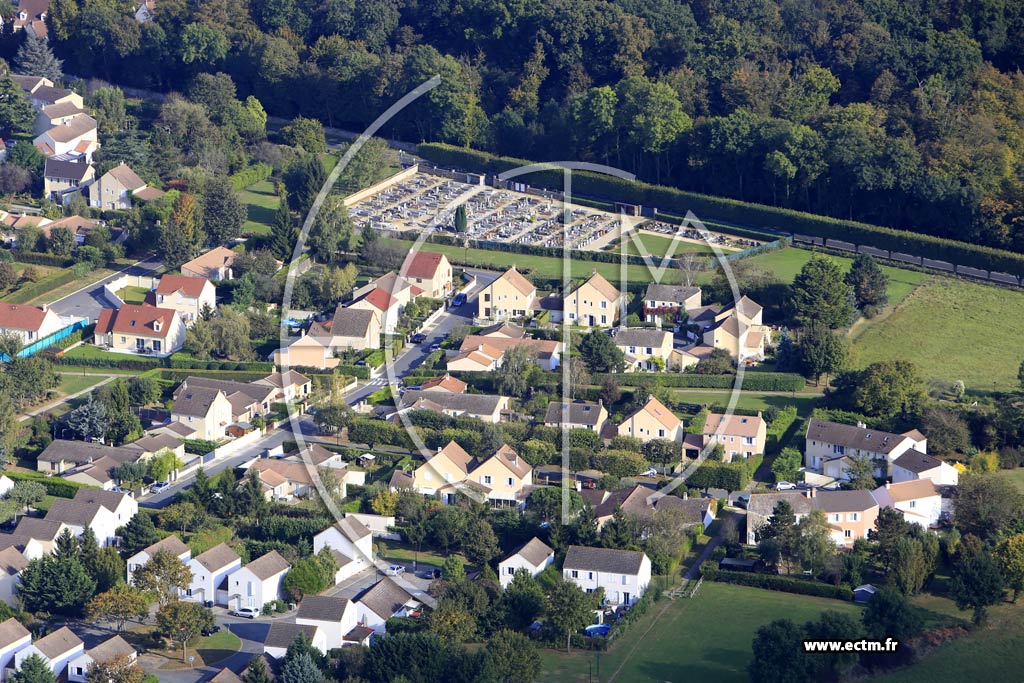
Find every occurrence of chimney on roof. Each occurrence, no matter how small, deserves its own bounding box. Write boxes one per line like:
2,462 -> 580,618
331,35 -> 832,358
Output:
806,487 -> 816,499
682,491 -> 688,500
885,482 -> 891,489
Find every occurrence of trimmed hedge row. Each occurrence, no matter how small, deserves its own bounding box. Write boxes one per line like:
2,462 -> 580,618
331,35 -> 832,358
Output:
57,354 -> 163,370
229,162 -> 274,191
418,143 -> 1024,275
12,251 -> 75,268
2,268 -> 80,304
168,353 -> 274,372
4,470 -> 94,497
591,372 -> 806,392
701,563 -> 854,601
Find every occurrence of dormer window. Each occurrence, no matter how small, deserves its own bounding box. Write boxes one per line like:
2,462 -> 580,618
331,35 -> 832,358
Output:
18,11 -> 26,20
129,320 -> 136,327
154,320 -> 163,332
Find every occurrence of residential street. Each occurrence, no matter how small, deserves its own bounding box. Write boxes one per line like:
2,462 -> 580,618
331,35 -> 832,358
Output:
48,255 -> 164,321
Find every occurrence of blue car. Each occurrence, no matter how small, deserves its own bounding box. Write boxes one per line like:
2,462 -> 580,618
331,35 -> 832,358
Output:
452,293 -> 467,307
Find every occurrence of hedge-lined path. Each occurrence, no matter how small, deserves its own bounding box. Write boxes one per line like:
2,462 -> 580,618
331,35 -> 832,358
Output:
18,374 -> 118,422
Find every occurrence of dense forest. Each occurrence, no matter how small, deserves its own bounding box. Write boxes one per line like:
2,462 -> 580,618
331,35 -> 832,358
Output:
19,0 -> 1024,251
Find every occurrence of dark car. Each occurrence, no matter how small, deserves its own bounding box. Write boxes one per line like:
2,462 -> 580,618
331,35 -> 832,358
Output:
452,293 -> 467,307
410,333 -> 427,344
201,625 -> 221,637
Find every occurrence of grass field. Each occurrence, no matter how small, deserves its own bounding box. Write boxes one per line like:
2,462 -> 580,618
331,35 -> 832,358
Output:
848,278 -> 1024,389
34,266 -> 118,306
240,179 -> 278,236
56,374 -> 106,396
152,628 -> 242,670
672,389 -> 822,414
992,468 -> 1024,493
116,285 -> 149,304
540,582 -> 862,683
606,232 -> 732,257
383,238 -> 682,284
745,248 -> 929,306
877,600 -> 1024,682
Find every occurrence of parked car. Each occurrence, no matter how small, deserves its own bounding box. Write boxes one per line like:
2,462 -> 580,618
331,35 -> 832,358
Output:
578,479 -> 596,489
201,625 -> 221,637
150,481 -> 171,494
231,607 -> 260,619
385,565 -> 405,576
410,333 -> 427,344
641,467 -> 658,477
429,342 -> 441,351
735,493 -> 751,508
775,481 -> 796,491
452,293 -> 467,307
110,486 -> 133,495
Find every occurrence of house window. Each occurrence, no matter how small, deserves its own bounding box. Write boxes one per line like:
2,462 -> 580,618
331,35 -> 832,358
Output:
830,514 -> 840,522
120,336 -> 126,344
744,437 -> 754,445
571,570 -> 578,578
848,513 -> 859,521
658,429 -> 666,438
483,293 -> 490,302
909,500 -> 917,508
154,340 -> 162,352
247,581 -> 254,596
844,529 -> 853,538
600,315 -> 607,324
569,313 -> 576,320
587,572 -> 593,580
645,347 -> 653,354
507,567 -> 514,575
424,472 -> 432,481
600,301 -> 608,309
506,477 -> 514,486
482,475 -> 492,485
621,575 -> 627,585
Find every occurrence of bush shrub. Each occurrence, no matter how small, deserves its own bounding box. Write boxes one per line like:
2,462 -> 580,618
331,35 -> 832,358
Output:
3,470 -> 92,498
183,439 -> 220,455
701,563 -> 854,601
590,372 -> 805,392
229,163 -> 274,191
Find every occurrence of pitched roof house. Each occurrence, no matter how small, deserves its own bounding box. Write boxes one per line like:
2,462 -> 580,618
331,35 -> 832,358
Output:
181,247 -> 237,281
0,617 -> 31,678
892,449 -> 959,486
805,418 -> 928,480
419,373 -> 467,394
149,274 -> 215,326
396,390 -> 510,424
400,251 -> 453,299
312,517 -> 373,585
478,267 -> 536,321
642,284 -> 701,326
0,546 -> 28,605
544,400 -> 608,432
187,543 -> 242,606
613,328 -> 673,372
42,158 -> 94,203
169,386 -> 232,441
0,302 -> 64,345
94,304 -> 186,357
411,441 -> 476,497
33,113 -> 98,161
498,537 -> 554,588
872,480 -> 943,528
67,636 -> 135,683
263,623 -> 325,659
562,546 -> 652,606
328,307 -> 382,352
564,272 -> 620,328
227,551 -> 291,612
354,577 -> 421,633
617,396 -> 683,443
126,535 -> 191,585
296,595 -> 359,650
702,412 -> 768,462
15,627 -> 84,675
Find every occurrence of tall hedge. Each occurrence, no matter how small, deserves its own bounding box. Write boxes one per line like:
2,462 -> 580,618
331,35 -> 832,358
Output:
229,163 -> 274,191
590,372 -> 805,392
3,470 -> 94,497
701,563 -> 854,601
2,269 -> 80,304
418,143 -> 1024,275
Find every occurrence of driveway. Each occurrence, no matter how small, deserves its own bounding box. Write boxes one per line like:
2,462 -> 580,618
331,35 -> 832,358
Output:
48,255 -> 163,321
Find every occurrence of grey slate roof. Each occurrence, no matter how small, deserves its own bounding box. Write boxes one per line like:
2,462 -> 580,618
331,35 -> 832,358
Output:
0,618 -> 29,648
544,400 -> 604,426
33,626 -> 82,658
170,387 -> 224,417
43,158 -> 91,181
747,491 -> 813,518
193,543 -> 240,572
805,418 -> 913,455
357,577 -> 417,619
814,489 -> 879,513
563,545 -> 647,575
138,535 -> 190,558
893,449 -> 942,474
37,439 -> 139,464
264,622 -> 318,650
243,550 -> 290,579
614,328 -> 671,348
643,284 -> 700,304
399,390 -> 504,416
331,307 -> 377,338
46,499 -> 104,526
73,487 -> 132,514
507,537 -> 553,567
296,595 -> 351,622
333,517 -> 371,543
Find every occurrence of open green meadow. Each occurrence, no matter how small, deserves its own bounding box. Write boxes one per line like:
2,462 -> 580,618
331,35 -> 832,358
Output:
239,179 -> 278,235
540,582 -> 862,683
672,389 -> 821,414
848,278 -> 1024,390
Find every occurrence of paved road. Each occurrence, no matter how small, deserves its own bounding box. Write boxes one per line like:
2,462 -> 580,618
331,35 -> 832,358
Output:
48,255 -> 164,321
139,428 -> 295,509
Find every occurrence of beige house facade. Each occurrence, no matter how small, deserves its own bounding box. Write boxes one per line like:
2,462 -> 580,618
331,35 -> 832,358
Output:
151,275 -> 216,326
478,267 -> 536,320
94,304 -> 186,357
400,251 -> 453,299
564,272 -> 620,328
617,396 -> 683,443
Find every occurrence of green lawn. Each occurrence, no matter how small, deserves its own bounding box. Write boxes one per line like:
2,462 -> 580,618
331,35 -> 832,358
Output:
240,179 -> 279,236
992,468 -> 1024,493
378,538 -> 468,570
540,582 -> 862,683
745,248 -> 929,306
672,389 -> 822,415
57,374 -> 107,396
848,277 -> 1024,389
877,600 -> 1024,682
606,232 -> 731,257
382,239 -> 682,284
116,285 -> 149,304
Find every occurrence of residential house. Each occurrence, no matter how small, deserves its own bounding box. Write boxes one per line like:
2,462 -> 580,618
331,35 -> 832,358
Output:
5,518 -> 70,559
0,618 -> 31,681
34,101 -> 85,136
254,370 -> 312,403
61,456 -> 125,490
400,251 -> 453,299
35,440 -> 138,475
477,322 -> 527,339
642,284 -> 701,327
0,302 -> 64,346
702,412 -> 768,462
592,485 -> 714,532
804,418 -> 928,480
478,267 -> 536,321
419,373 -> 467,394
449,335 -> 562,372
312,517 -> 373,585
71,488 -> 138,530
354,578 -> 421,634
892,450 -> 959,487
41,215 -> 104,245
33,114 -> 98,162
0,547 -> 27,605
295,596 -> 359,650
67,636 -> 135,683
10,1 -> 49,38
227,551 -> 290,612
172,377 -> 276,423
701,313 -> 765,363
42,158 -> 94,204
347,288 -> 405,334
169,387 -> 232,441
134,0 -> 155,22
411,441 -> 476,497
396,390 -> 510,424
329,306 -> 383,352
872,480 -> 943,528
149,274 -> 215,326
12,76 -> 82,109
273,332 -> 340,370
14,628 -> 83,677
613,328 -> 673,372
745,491 -> 814,545
498,537 -> 554,588
564,272 -> 620,327
181,247 -> 236,281
263,623 -> 325,660
186,543 -> 242,606
813,489 -> 879,547
470,445 -> 533,506
93,304 -> 186,357
0,477 -> 11,499
617,396 -> 683,443
124,433 -> 186,463
126,535 -> 191,585
354,271 -> 422,311
44,499 -> 118,546
544,400 -> 607,433
562,546 -> 651,607
243,459 -> 319,501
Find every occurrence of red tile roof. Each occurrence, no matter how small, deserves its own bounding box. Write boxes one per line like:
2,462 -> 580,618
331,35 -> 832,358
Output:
155,274 -> 209,299
0,303 -> 52,332
361,288 -> 398,312
96,304 -> 178,338
401,251 -> 446,279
